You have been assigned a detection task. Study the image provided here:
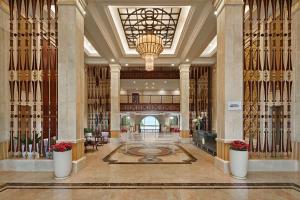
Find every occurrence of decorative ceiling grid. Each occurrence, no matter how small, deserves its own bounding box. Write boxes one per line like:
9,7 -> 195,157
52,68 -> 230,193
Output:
117,7 -> 181,49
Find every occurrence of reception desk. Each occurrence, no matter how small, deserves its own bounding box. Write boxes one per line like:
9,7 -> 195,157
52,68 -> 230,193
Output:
192,130 -> 217,156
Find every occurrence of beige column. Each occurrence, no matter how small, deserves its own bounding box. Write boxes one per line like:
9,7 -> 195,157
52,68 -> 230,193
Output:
211,64 -> 218,132
110,64 -> 121,143
213,0 -> 244,171
57,0 -> 86,170
179,64 -> 190,143
0,2 -> 9,160
292,2 -> 300,169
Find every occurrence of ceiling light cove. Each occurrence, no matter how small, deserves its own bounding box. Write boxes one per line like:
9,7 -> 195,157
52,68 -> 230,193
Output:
84,36 -> 100,57
200,35 -> 217,57
108,6 -> 191,56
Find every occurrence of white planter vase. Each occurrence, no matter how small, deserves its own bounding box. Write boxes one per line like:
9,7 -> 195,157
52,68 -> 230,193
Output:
21,144 -> 26,158
229,149 -> 248,179
53,150 -> 72,179
28,144 -> 33,159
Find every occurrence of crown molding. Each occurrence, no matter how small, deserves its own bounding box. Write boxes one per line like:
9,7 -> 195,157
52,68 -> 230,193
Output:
57,0 -> 87,16
213,0 -> 244,17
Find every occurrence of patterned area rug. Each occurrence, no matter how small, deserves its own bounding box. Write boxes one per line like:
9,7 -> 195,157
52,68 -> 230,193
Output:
103,144 -> 197,164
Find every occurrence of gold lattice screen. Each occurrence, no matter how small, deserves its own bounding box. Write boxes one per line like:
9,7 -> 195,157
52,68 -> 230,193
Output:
243,0 -> 293,158
8,0 -> 58,159
86,65 -> 110,131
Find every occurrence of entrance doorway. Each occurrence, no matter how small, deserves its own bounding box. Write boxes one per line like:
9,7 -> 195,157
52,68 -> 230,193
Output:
140,116 -> 160,133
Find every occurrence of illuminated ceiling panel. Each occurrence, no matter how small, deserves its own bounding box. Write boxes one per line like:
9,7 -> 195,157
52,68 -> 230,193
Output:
108,6 -> 191,55
118,8 -> 181,49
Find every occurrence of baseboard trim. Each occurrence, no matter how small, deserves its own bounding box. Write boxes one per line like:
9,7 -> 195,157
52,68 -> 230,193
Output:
0,159 -> 53,172
214,156 -> 230,174
248,159 -> 299,172
180,138 -> 192,144
109,138 -> 120,144
72,156 -> 86,174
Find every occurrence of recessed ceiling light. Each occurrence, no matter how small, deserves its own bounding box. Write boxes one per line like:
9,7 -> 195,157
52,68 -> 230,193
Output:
146,86 -> 149,89
125,63 -> 128,66
152,82 -> 155,85
171,64 -> 175,67
151,86 -> 154,89
145,82 -> 148,85
111,58 -> 115,62
214,11 -> 217,16
133,81 -> 136,84
185,59 -> 189,62
164,80 -> 167,84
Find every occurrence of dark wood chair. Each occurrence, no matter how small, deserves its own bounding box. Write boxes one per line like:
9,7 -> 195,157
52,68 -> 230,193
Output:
84,131 -> 103,152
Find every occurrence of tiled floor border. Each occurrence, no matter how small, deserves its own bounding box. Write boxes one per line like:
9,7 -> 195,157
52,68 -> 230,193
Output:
1,182 -> 299,192
103,144 -> 197,164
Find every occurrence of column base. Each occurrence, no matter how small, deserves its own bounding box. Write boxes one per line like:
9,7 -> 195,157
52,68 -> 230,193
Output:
0,140 -> 9,160
180,130 -> 191,144
293,141 -> 300,171
110,130 -> 120,144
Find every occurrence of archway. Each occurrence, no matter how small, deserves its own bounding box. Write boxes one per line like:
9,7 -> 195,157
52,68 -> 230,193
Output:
140,116 -> 160,133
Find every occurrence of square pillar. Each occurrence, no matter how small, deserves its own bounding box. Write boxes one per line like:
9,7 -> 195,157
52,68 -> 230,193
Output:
179,64 -> 190,143
110,64 -> 121,143
57,0 -> 87,172
213,0 -> 244,172
292,2 -> 300,170
0,3 -> 10,160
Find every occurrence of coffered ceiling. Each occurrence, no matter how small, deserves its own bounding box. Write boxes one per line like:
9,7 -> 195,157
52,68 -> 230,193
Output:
84,0 -> 217,66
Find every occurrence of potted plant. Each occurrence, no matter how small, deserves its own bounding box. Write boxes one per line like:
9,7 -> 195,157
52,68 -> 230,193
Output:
192,116 -> 203,130
51,142 -> 72,179
229,140 -> 249,179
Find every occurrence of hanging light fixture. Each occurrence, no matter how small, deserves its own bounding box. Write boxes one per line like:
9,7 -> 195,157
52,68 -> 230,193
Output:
136,34 -> 164,71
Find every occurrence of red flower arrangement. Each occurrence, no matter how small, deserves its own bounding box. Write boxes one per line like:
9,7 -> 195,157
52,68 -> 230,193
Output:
230,140 -> 249,151
51,142 -> 72,152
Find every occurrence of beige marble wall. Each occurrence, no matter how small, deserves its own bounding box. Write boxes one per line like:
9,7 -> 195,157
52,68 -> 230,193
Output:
179,64 -> 190,134
215,0 -> 244,140
0,3 -> 10,145
57,0 -> 86,144
110,64 -> 121,137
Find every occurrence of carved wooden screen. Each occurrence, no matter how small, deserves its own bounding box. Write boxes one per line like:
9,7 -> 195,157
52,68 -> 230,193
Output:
87,65 -> 110,131
190,66 -> 212,131
243,0 -> 293,158
8,0 -> 58,159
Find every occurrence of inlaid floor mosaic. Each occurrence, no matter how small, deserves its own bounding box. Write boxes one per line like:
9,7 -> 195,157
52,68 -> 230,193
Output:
103,144 -> 197,164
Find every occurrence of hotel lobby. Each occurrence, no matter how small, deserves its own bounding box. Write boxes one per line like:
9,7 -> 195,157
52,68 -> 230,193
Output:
0,0 -> 300,199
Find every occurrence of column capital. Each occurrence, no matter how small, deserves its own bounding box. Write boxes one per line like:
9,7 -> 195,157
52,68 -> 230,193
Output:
57,0 -> 87,16
179,64 -> 190,73
213,0 -> 244,17
0,0 -> 9,14
109,64 -> 121,72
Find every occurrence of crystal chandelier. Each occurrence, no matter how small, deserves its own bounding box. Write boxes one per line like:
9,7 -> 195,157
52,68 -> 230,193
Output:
136,34 -> 164,71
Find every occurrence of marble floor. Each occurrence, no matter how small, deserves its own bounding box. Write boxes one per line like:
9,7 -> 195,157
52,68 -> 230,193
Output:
0,143 -> 300,200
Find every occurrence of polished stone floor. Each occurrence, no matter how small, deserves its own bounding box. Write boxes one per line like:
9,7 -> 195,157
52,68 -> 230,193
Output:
0,143 -> 300,200
103,143 -> 196,164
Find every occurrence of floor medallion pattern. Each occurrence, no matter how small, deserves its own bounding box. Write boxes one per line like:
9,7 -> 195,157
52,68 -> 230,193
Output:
103,144 -> 197,164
